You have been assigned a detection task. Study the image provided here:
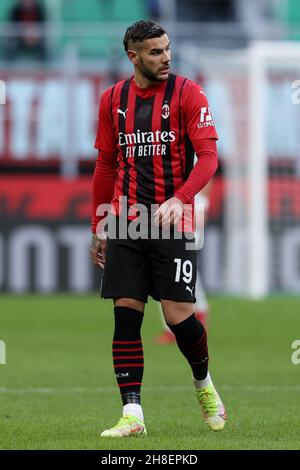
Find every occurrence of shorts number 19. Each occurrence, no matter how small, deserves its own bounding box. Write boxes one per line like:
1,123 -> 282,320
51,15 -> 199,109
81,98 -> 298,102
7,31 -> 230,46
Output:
174,258 -> 193,284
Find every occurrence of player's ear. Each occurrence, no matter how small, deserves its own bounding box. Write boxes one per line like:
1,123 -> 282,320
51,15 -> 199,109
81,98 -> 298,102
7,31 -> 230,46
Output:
127,49 -> 138,65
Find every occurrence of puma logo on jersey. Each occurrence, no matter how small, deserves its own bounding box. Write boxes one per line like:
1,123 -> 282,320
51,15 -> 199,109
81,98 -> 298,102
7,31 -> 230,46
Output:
117,108 -> 128,119
186,286 -> 194,295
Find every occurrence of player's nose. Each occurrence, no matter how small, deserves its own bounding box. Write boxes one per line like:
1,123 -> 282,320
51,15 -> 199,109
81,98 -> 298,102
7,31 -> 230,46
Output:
162,50 -> 170,62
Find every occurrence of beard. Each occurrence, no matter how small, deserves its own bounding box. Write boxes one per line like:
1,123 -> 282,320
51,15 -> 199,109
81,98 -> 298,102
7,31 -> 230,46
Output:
139,59 -> 169,83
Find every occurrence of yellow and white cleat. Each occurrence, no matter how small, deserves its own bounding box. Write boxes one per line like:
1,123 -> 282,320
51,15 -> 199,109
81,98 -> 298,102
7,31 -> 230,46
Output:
195,383 -> 227,431
100,415 -> 147,438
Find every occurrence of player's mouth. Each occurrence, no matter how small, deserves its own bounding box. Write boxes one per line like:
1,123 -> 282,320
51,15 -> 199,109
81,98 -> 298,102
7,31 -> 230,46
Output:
159,66 -> 170,73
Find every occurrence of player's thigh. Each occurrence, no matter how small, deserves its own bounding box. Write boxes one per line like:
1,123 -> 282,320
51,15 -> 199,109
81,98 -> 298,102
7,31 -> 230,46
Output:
114,297 -> 145,313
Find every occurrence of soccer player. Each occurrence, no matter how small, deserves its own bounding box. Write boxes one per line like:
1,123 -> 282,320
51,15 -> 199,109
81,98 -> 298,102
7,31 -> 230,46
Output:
90,20 -> 227,437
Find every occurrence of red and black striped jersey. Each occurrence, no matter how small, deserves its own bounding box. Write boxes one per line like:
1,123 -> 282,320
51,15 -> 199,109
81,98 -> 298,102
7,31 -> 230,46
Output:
94,73 -> 218,214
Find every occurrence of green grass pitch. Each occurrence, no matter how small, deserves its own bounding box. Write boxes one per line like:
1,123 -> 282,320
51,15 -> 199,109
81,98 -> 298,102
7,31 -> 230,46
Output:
0,294 -> 299,450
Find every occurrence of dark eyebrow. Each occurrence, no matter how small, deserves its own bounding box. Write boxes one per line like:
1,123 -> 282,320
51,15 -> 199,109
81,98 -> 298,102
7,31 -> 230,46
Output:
149,43 -> 170,53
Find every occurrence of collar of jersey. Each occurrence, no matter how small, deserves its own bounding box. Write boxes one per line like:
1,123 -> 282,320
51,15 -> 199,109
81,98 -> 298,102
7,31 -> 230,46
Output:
131,76 -> 167,97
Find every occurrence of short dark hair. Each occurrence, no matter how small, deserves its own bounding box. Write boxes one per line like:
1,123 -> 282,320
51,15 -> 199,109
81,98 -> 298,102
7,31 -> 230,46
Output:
123,20 -> 166,52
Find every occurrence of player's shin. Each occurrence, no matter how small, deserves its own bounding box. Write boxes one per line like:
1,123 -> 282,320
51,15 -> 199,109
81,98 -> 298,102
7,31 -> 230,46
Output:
167,313 -> 208,380
112,306 -> 145,422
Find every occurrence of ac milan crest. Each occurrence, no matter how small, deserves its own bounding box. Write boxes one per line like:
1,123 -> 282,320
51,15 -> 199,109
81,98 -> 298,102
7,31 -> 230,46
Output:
162,103 -> 170,119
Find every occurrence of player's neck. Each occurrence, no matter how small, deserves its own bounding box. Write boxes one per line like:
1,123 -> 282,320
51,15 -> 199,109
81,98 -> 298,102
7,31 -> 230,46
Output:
133,72 -> 160,89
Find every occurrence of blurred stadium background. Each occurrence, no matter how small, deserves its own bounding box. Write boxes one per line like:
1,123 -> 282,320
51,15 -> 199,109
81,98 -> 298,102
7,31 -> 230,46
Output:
1,0 -> 300,450
1,0 -> 300,296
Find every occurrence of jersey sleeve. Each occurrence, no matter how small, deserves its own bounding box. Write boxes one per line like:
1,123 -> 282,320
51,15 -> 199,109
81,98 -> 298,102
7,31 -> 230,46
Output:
174,138 -> 218,204
94,87 -> 117,152
181,80 -> 218,142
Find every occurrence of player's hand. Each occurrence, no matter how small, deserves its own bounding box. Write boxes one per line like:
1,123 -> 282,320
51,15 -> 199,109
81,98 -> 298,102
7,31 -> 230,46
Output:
90,234 -> 106,269
154,197 -> 184,228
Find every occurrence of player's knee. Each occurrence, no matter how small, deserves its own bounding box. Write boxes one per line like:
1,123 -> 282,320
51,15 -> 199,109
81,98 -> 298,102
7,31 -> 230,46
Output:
114,297 -> 145,313
161,300 -> 194,325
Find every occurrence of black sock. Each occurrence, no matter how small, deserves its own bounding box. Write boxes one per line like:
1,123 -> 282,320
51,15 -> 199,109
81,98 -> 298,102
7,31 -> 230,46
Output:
168,313 -> 208,380
112,306 -> 144,405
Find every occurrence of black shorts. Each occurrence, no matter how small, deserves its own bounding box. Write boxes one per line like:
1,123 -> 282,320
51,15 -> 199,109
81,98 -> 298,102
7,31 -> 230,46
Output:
101,218 -> 197,303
